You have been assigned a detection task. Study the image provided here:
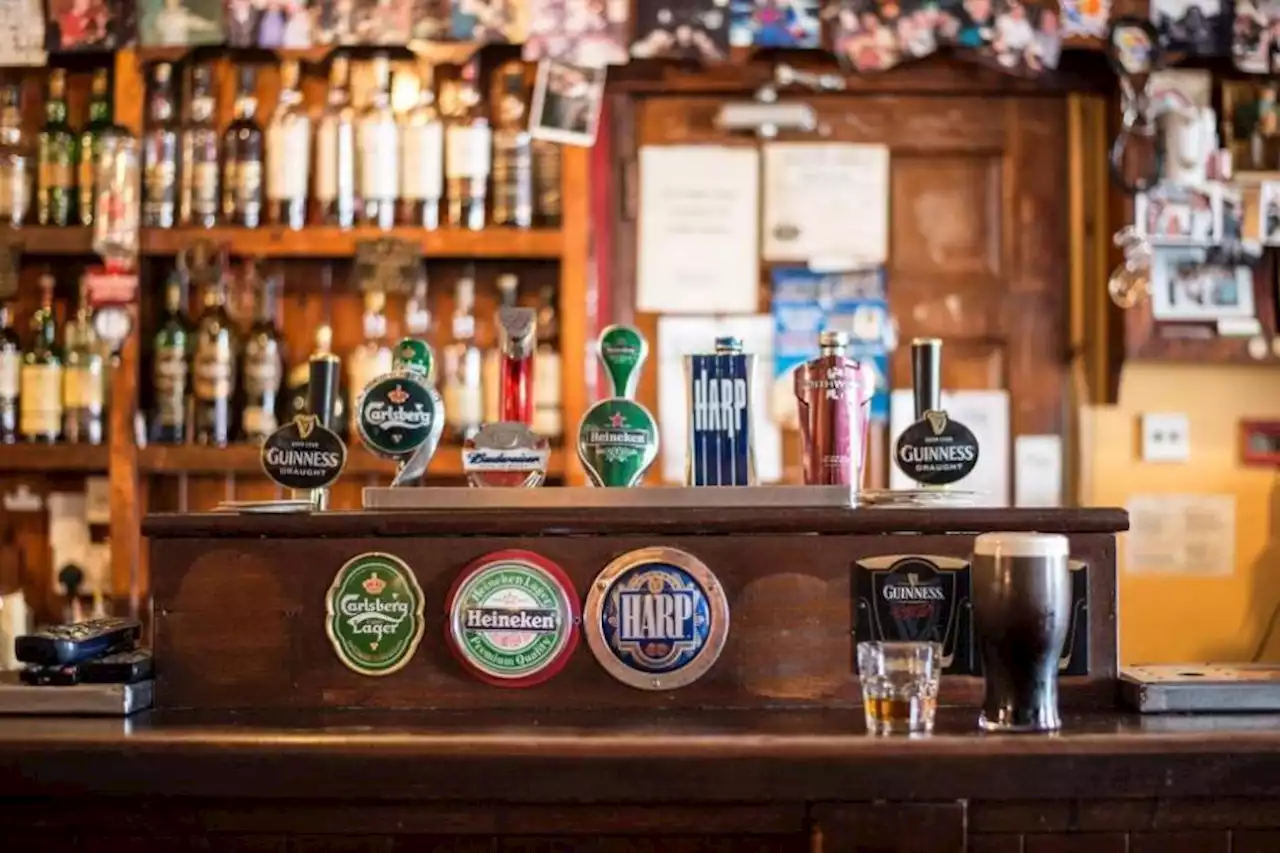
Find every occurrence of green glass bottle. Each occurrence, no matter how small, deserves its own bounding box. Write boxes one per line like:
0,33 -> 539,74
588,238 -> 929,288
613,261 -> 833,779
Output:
151,273 -> 190,444
62,277 -> 104,445
20,274 -> 62,443
77,69 -> 113,227
37,69 -> 76,227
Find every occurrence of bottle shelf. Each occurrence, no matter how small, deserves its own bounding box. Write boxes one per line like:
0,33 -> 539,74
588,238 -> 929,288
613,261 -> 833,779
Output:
0,442 -> 109,472
138,227 -> 564,260
0,227 -> 95,256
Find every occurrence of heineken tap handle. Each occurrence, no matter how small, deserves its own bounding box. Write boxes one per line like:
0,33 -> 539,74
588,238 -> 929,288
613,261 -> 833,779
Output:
911,338 -> 942,419
597,325 -> 647,400
308,353 -> 341,431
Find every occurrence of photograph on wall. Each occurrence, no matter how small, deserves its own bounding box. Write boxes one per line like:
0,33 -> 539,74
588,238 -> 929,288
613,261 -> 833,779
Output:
937,0 -> 996,49
1224,79 -> 1280,172
227,0 -> 314,47
1134,184 -> 1219,245
524,0 -> 628,65
1150,249 -> 1256,322
353,0 -> 411,43
1259,181 -> 1280,244
630,0 -> 729,62
956,0 -> 1060,72
1057,0 -> 1107,37
1,0 -> 45,62
828,0 -> 923,72
409,0 -> 451,38
46,0 -> 126,51
728,0 -> 821,48
137,0 -> 224,45
453,0 -> 526,44
1231,0 -> 1280,73
1151,0 -> 1226,57
530,57 -> 607,146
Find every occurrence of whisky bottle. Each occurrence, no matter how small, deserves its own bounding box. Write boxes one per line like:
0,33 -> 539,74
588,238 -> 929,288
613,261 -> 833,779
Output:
0,84 -> 30,228
348,290 -> 392,399
482,273 -> 518,424
180,63 -> 219,228
77,69 -> 114,227
222,68 -> 264,229
443,270 -> 483,441
0,303 -> 20,442
239,273 -> 283,442
267,59 -> 311,231
142,62 -> 179,229
20,274 -> 62,443
192,272 -> 237,446
315,55 -> 358,229
62,277 -> 104,445
444,60 -> 491,231
491,61 -> 533,230
399,62 -> 443,229
151,272 -> 190,444
359,54 -> 399,230
37,69 -> 76,227
533,283 -> 562,439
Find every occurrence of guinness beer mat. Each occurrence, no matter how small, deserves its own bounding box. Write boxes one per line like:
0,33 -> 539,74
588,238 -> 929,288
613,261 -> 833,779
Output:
585,547 -> 729,691
853,555 -> 975,676
445,550 -> 580,688
325,552 -> 426,677
1060,560 -> 1090,677
685,352 -> 754,486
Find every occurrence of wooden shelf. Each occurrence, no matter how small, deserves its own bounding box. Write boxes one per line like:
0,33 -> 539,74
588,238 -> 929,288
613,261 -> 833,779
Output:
0,442 -> 108,472
132,42 -> 479,66
138,227 -> 563,260
138,442 -> 566,479
0,227 -> 95,256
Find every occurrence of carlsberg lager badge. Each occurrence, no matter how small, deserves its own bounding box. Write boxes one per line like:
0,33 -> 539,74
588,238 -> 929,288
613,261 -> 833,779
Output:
684,336 -> 756,486
325,552 -> 426,676
577,325 -> 658,487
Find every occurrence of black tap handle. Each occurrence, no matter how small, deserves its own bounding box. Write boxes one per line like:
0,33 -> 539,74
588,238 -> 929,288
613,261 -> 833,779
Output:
911,338 -> 941,419
308,354 -> 341,431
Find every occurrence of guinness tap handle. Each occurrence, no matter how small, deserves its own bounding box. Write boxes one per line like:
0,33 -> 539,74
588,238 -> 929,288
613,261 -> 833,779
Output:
911,338 -> 942,419
308,353 -> 341,431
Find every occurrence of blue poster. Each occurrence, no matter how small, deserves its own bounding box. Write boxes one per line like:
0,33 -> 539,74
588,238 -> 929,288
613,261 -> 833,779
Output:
771,266 -> 892,423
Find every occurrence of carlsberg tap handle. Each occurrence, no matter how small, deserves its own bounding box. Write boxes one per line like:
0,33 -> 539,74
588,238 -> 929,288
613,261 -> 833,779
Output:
911,337 -> 942,419
597,325 -> 647,400
307,353 -> 341,431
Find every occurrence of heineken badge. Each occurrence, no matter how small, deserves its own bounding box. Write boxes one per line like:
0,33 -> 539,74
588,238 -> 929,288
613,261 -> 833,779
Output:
853,555 -> 974,675
463,422 -> 550,488
598,324 -> 647,399
326,552 -> 426,677
894,409 -> 979,486
261,414 -> 347,491
585,547 -> 729,691
685,336 -> 757,487
445,549 -> 580,687
576,399 -> 659,488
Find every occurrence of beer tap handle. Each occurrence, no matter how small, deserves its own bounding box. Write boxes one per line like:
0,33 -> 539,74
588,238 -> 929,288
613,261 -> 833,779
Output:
911,338 -> 942,419
597,325 -> 648,400
308,353 -> 341,432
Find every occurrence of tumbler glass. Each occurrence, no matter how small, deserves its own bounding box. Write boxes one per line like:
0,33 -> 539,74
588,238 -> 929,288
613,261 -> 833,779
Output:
856,641 -> 941,735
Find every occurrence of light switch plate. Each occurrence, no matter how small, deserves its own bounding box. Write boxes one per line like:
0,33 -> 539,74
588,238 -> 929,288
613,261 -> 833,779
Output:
1141,413 -> 1191,463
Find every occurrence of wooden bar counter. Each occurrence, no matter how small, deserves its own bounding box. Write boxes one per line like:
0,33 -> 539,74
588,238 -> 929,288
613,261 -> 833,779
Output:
16,503 -> 1274,852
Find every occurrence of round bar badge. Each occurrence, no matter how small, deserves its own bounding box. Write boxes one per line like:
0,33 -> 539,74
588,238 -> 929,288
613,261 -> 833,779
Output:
325,552 -> 425,677
446,550 -> 580,688
585,547 -> 729,691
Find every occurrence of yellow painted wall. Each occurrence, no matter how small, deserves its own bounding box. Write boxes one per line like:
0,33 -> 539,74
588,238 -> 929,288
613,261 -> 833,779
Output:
1081,363 -> 1280,665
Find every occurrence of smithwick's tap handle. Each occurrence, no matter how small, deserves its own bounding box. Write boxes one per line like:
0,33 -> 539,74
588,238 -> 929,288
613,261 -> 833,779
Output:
597,325 -> 647,400
307,353 -> 341,431
911,338 -> 942,419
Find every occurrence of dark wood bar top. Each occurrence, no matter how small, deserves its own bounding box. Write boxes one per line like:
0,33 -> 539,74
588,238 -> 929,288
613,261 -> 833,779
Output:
2,709 -> 1277,802
142,506 -> 1130,537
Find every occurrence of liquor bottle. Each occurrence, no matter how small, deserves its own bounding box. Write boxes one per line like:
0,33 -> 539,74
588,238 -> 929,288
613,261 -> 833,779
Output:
443,270 -> 483,441
359,54 -> 399,230
62,277 -> 104,445
482,273 -> 518,424
794,330 -> 873,487
37,69 -> 76,227
20,274 -> 62,443
180,63 -> 220,229
0,84 -> 30,228
77,69 -> 114,227
151,272 -> 190,444
192,271 -> 237,446
267,59 -> 311,231
315,55 -> 358,229
399,63 -> 443,229
239,273 -> 283,442
0,303 -> 19,442
491,61 -> 533,230
533,283 -> 562,439
533,138 -> 562,227
142,63 -> 179,229
348,290 -> 392,399
444,60 -> 491,231
222,67 -> 264,229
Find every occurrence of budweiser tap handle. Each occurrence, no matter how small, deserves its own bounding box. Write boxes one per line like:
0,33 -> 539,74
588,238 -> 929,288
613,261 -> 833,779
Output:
308,353 -> 341,431
498,306 -> 537,424
911,337 -> 942,419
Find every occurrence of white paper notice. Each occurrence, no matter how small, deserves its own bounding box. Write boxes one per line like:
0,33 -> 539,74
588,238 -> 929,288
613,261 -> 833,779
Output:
1125,493 -> 1236,576
889,390 -> 1010,506
637,146 -> 760,315
1014,435 -> 1063,508
763,143 -> 889,265
656,315 -> 782,484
